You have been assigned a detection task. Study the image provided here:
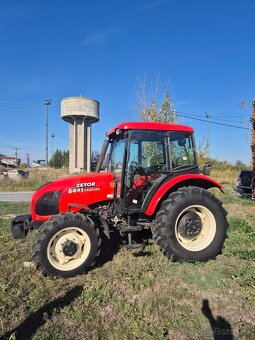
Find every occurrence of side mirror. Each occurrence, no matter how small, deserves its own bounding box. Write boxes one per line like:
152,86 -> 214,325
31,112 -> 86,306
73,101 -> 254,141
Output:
202,164 -> 212,176
178,139 -> 186,147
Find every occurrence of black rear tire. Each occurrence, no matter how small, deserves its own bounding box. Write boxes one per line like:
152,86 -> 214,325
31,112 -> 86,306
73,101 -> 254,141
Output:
151,187 -> 228,262
32,212 -> 101,277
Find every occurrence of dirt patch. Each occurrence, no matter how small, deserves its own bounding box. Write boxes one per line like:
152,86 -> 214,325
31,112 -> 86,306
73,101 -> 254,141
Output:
225,203 -> 255,217
1,214 -> 16,220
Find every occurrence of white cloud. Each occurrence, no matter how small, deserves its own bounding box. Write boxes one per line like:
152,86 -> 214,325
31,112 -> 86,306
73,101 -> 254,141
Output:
81,26 -> 125,46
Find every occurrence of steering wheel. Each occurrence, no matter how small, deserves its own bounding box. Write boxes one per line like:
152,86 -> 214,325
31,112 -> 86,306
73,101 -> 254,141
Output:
131,161 -> 139,170
128,161 -> 138,179
128,161 -> 144,180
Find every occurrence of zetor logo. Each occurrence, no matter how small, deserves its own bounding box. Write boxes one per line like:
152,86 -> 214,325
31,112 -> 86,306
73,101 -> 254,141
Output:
68,182 -> 98,194
76,182 -> 96,188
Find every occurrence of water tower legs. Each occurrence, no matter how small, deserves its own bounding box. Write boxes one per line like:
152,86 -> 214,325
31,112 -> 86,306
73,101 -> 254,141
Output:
69,117 -> 91,173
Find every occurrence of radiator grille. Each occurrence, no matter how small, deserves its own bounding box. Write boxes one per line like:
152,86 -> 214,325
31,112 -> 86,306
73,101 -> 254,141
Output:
35,191 -> 61,216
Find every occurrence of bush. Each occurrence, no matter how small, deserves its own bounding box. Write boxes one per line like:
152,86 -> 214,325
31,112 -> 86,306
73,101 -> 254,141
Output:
49,149 -> 69,169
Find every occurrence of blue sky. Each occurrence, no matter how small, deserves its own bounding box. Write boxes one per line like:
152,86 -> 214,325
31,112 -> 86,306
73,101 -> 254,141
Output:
0,0 -> 254,165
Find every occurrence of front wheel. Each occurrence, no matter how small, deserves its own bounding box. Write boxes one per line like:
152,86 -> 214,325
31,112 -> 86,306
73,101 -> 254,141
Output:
152,187 -> 228,262
32,212 -> 101,277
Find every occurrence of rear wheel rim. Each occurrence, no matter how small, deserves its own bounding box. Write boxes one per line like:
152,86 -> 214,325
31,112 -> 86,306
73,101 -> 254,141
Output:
46,227 -> 91,271
175,205 -> 216,252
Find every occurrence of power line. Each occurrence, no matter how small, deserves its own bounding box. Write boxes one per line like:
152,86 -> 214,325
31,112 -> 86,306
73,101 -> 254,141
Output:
175,112 -> 250,130
102,110 -> 250,129
0,99 -> 252,116
0,99 -> 251,130
0,106 -> 43,112
0,100 -> 41,107
207,117 -> 247,123
0,107 -> 44,115
0,99 -> 251,122
211,114 -> 251,118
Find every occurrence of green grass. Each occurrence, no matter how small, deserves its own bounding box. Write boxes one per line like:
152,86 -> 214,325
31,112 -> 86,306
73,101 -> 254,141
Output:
0,199 -> 255,339
224,217 -> 255,260
0,202 -> 30,215
213,187 -> 255,206
0,168 -> 69,192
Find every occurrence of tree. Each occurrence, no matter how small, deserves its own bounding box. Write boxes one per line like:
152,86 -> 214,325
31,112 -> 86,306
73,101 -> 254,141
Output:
134,74 -> 176,165
91,150 -> 100,162
49,149 -> 69,169
197,135 -> 210,166
235,160 -> 248,171
62,150 -> 69,168
91,150 -> 100,171
135,74 -> 176,123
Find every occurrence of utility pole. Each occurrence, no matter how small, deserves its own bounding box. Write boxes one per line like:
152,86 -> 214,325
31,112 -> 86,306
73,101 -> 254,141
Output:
205,112 -> 210,158
252,99 -> 255,198
12,147 -> 21,165
51,133 -> 55,156
25,153 -> 30,167
44,99 -> 52,166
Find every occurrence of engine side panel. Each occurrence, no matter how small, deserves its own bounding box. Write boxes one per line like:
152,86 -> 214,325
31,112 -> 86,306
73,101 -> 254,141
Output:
31,172 -> 114,221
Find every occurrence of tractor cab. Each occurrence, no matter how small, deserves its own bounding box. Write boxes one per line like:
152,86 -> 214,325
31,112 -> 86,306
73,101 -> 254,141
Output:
96,122 -> 199,214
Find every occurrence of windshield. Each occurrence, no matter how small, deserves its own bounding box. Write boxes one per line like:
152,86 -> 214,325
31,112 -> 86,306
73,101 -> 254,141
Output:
170,132 -> 197,170
129,131 -> 168,173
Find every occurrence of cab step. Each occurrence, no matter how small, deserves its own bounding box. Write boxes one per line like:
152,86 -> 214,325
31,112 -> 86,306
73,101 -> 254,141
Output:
119,225 -> 143,233
121,232 -> 144,250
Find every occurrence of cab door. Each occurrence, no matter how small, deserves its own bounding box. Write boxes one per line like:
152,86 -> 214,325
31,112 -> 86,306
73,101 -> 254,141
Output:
108,137 -> 126,199
124,130 -> 170,210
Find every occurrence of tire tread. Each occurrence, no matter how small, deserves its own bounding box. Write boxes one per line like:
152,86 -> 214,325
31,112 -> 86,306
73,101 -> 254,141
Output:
151,186 -> 228,262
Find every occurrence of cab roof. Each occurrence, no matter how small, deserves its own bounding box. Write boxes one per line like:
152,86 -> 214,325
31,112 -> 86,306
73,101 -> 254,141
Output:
107,121 -> 194,137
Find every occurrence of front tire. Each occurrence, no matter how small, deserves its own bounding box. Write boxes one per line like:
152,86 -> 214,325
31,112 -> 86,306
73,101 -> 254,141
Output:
152,187 -> 227,262
32,212 -> 101,277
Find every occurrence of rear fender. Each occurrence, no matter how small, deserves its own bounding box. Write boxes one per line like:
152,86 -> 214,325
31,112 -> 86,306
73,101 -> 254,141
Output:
145,174 -> 223,216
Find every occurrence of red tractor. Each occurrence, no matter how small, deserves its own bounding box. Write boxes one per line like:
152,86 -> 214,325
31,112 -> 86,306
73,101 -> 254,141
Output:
11,122 -> 227,277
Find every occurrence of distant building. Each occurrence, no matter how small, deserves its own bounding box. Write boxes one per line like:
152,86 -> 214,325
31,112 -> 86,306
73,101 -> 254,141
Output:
0,156 -> 21,168
31,160 -> 46,168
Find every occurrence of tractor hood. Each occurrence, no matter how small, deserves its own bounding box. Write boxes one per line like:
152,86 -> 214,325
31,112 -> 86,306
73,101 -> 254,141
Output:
31,172 -> 114,221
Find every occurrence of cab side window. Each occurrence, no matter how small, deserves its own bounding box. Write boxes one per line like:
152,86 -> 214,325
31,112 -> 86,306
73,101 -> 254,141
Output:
109,139 -> 126,174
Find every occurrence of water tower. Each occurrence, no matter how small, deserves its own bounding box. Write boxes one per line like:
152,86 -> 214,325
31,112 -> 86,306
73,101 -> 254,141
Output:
61,96 -> 99,173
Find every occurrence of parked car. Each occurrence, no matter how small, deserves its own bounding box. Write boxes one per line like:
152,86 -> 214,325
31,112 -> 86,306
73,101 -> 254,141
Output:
235,170 -> 252,196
